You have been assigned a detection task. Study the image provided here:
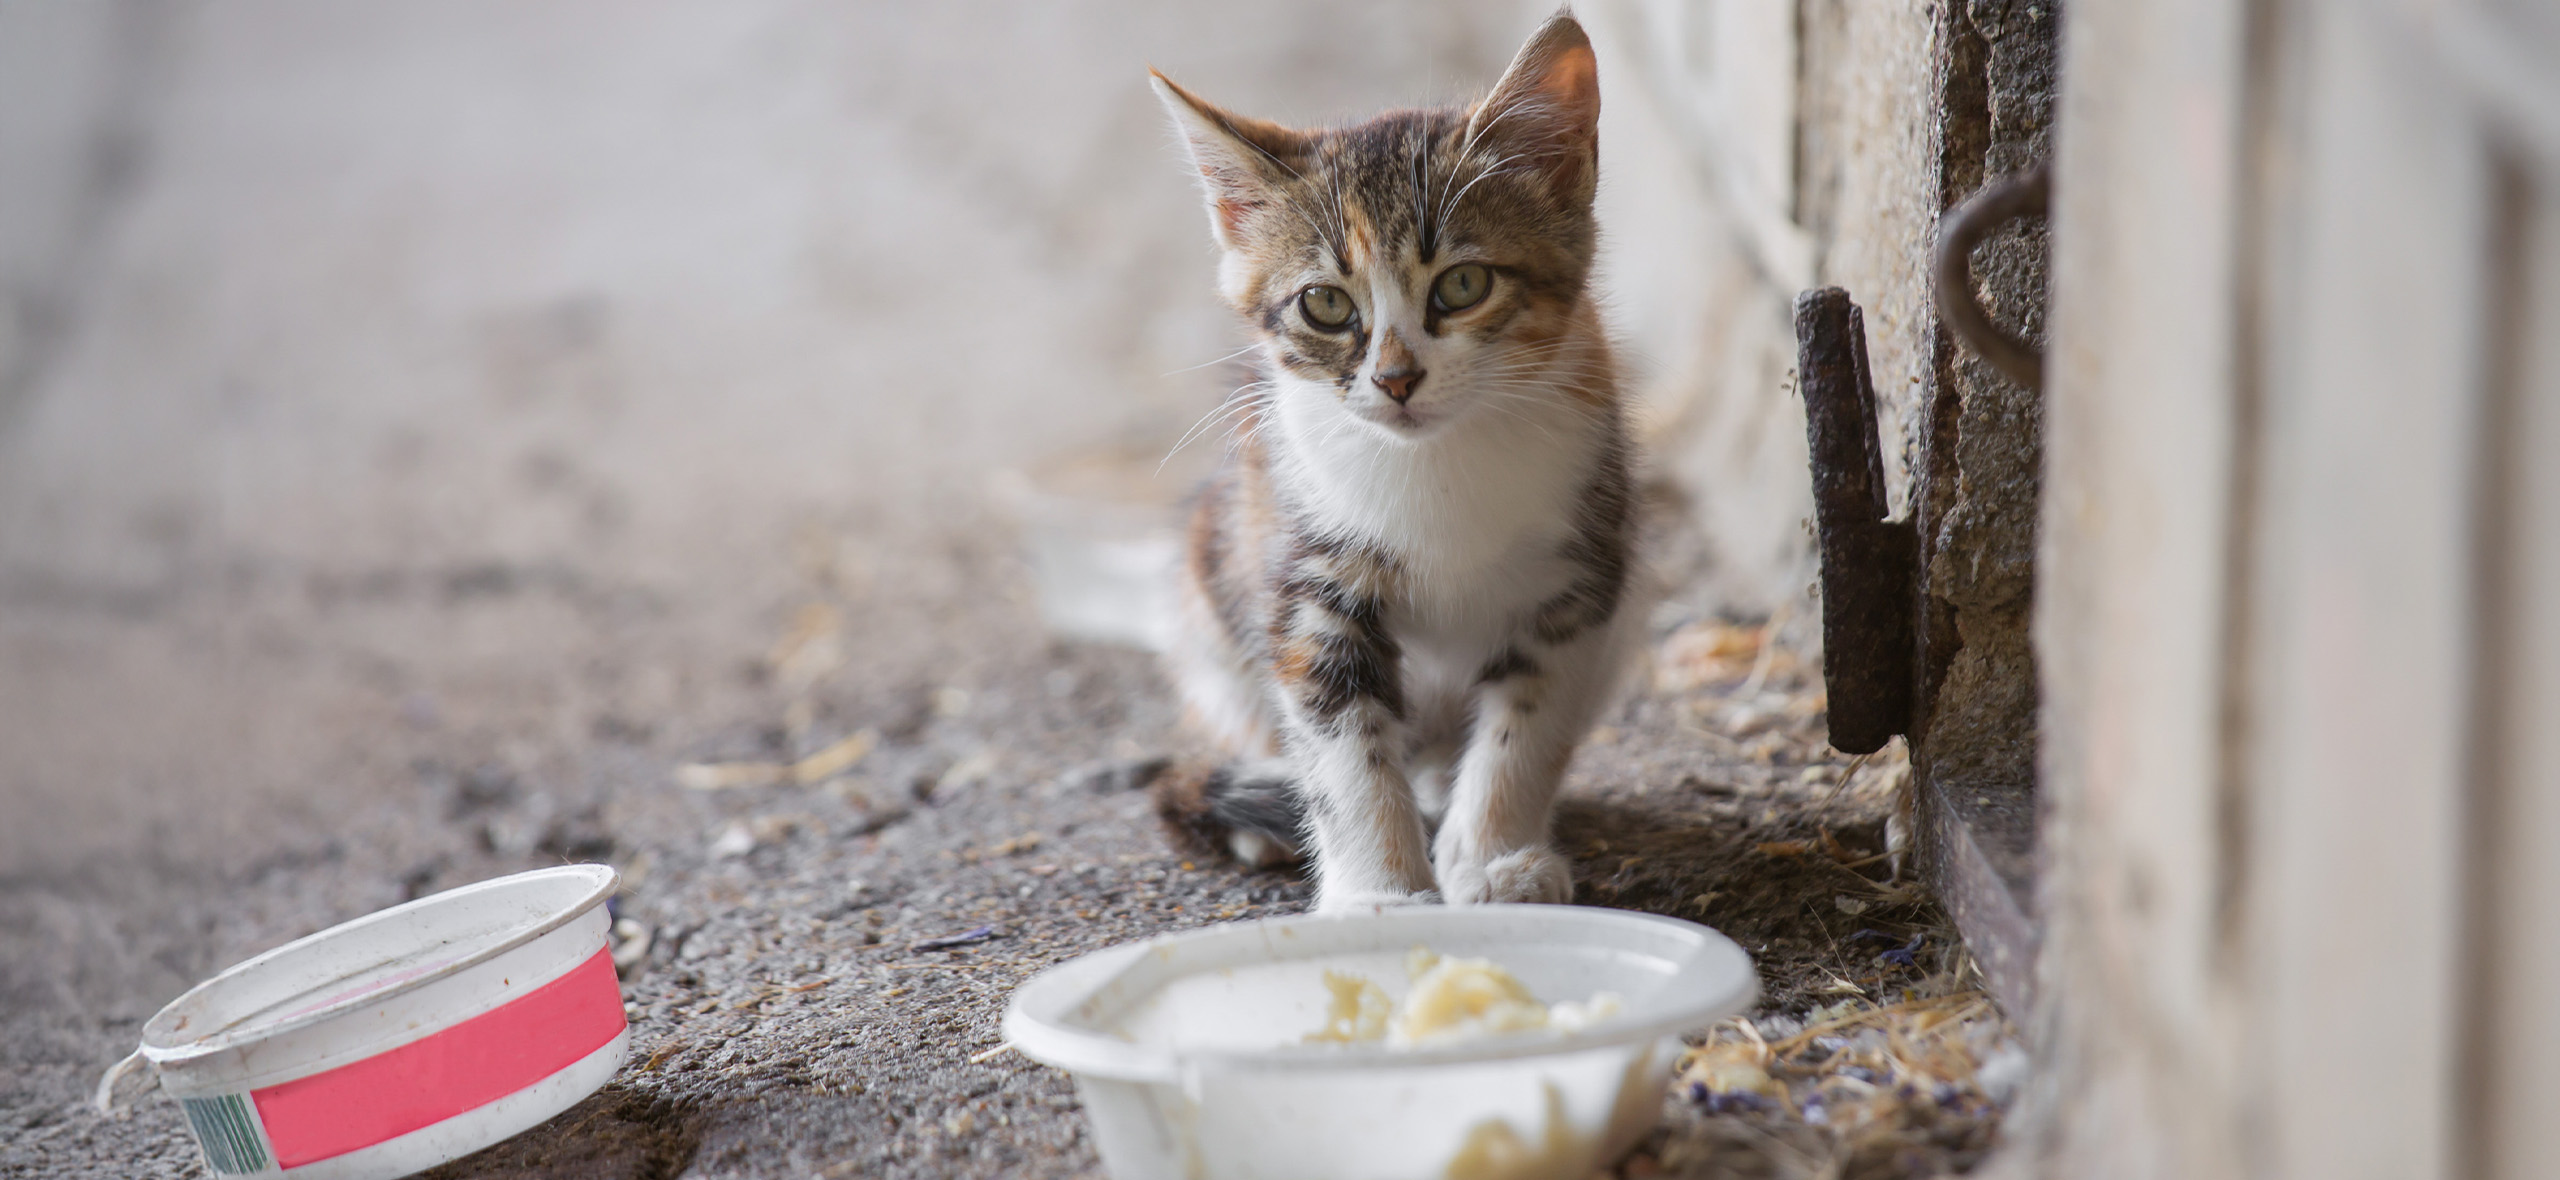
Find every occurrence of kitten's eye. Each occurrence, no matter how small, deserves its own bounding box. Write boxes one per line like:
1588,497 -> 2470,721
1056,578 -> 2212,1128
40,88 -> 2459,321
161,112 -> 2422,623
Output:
1299,285 -> 1356,329
1432,264 -> 1492,311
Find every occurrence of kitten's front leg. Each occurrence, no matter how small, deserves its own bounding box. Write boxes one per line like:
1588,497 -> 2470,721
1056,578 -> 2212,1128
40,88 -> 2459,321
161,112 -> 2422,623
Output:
1286,706 -> 1438,910
1434,630 -> 1616,905
1271,542 -> 1437,912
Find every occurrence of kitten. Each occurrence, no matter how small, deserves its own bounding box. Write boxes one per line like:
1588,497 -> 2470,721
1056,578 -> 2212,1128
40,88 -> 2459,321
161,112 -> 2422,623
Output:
1148,10 -> 1639,912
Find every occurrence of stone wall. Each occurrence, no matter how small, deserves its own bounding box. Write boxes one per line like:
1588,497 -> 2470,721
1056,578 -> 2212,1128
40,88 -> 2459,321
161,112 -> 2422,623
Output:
1910,0 -> 2057,899
1592,0 -> 2058,1009
1588,0 -> 1956,616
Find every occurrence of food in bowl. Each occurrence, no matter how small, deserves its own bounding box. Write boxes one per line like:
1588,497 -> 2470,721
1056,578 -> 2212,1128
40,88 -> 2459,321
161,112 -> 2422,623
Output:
1306,946 -> 1624,1048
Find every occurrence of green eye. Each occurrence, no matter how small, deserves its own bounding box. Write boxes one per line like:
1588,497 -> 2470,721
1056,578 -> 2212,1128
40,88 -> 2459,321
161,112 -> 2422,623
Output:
1432,264 -> 1491,311
1299,285 -> 1356,329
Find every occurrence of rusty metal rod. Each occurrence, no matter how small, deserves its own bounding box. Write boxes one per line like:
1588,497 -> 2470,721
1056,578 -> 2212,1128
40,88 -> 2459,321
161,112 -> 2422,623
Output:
1933,163 -> 2049,390
1795,288 -> 1917,755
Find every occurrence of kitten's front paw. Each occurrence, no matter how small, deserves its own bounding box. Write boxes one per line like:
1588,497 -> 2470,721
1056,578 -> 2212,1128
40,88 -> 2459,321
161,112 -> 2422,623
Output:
1484,846 -> 1574,904
1314,888 -> 1443,914
1442,846 -> 1573,905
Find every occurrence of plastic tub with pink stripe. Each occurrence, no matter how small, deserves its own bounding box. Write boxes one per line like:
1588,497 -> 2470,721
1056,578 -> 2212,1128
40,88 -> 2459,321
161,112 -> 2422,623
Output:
95,865 -> 627,1179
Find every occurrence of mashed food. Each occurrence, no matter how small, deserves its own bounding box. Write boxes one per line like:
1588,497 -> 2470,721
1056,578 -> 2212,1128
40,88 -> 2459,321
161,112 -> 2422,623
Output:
1305,970 -> 1395,1043
1303,946 -> 1622,1048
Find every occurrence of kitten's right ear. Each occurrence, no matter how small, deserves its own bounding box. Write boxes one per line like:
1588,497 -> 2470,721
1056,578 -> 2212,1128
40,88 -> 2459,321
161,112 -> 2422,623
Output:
1150,70 -> 1311,249
1468,10 -> 1601,206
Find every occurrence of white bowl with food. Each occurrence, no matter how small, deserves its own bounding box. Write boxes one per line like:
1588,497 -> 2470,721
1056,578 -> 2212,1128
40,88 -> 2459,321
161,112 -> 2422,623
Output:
1003,903 -> 1758,1180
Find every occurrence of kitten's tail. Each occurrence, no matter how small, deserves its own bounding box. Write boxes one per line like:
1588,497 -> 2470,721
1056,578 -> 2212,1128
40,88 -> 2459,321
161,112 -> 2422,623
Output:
1151,759 -> 1305,869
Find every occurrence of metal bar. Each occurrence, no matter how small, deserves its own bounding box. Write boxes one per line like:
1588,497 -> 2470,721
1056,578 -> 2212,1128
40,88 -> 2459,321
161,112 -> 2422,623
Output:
1793,287 -> 1917,754
1933,164 -> 2050,389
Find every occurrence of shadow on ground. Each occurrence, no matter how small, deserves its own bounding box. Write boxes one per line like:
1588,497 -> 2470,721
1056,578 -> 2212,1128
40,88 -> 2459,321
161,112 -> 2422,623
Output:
421,1087 -> 702,1180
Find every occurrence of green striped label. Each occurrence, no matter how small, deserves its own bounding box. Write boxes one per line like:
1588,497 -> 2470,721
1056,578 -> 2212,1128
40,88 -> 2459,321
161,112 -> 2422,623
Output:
180,1092 -> 271,1174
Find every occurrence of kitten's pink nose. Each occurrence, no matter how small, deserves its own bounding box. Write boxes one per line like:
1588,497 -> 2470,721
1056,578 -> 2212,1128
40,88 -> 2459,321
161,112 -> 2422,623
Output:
1372,367 -> 1426,404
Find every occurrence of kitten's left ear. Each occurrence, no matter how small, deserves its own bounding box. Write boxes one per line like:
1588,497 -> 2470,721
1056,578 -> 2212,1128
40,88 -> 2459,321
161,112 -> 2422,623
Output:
1468,9 -> 1601,206
1150,69 -> 1316,250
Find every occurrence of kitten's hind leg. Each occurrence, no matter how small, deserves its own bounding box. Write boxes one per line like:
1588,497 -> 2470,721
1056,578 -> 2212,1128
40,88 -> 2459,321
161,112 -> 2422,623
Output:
1151,758 -> 1303,868
1169,568 -> 1282,757
1402,700 -> 1468,829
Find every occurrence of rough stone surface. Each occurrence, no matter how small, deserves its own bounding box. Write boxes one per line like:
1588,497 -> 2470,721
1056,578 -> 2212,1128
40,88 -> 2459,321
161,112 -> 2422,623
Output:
1601,0 -> 1954,616
1908,0 -> 2058,896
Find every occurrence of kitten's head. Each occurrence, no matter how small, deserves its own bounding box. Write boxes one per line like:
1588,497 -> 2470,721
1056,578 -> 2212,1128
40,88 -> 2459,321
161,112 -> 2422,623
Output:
1153,11 -> 1606,440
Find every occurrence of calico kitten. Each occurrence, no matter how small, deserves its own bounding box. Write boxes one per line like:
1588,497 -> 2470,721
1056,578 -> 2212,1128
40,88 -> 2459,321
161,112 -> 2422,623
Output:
1149,10 -> 1639,912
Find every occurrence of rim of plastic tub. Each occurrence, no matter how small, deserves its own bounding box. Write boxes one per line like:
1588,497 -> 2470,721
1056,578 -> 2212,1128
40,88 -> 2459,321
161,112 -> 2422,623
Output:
137,863 -> 619,1068
1002,904 -> 1758,1084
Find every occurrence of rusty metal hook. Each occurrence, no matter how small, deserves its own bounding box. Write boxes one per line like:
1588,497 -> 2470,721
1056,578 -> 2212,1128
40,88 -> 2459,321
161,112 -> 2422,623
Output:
1933,162 -> 2049,389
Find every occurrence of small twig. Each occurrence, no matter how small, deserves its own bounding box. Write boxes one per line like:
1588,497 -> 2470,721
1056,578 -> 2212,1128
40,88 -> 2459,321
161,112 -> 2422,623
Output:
1676,722 -> 1747,756
967,1042 -> 1017,1065
1711,1015 -> 1772,1065
1772,990 -> 1986,1055
1805,897 -> 1860,981
1812,851 -> 1904,892
1736,598 -> 1797,699
1823,751 -> 1873,804
911,925 -> 1001,952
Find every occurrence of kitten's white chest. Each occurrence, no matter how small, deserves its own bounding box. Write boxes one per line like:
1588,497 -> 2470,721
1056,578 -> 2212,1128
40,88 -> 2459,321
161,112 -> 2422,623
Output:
1274,390 -> 1597,628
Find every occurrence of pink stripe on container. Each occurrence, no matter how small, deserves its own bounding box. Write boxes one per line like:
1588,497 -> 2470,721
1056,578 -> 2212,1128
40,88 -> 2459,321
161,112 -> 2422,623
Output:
252,947 -> 624,1169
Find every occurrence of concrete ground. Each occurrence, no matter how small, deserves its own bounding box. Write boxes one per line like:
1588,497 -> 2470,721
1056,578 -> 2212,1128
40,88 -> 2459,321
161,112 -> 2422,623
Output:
0,4 -> 2013,1177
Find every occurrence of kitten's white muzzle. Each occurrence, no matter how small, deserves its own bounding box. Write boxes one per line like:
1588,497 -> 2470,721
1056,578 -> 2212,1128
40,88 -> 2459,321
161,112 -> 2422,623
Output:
1348,389 -> 1452,436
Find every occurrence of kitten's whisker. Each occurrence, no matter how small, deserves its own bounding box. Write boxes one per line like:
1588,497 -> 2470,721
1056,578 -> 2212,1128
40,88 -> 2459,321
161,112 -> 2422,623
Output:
1160,384 -> 1277,472
1469,383 -> 1610,428
1161,343 -> 1263,377
1453,92 -> 1542,175
1215,129 -> 1345,259
1161,407 -> 1255,472
1409,134 -> 1434,256
1439,157 -> 1535,226
1326,165 -> 1353,258
1467,399 -> 1570,448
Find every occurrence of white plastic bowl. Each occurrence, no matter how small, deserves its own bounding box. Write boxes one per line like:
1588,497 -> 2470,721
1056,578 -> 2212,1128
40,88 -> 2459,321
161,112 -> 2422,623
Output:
95,865 -> 627,1179
1003,904 -> 1758,1180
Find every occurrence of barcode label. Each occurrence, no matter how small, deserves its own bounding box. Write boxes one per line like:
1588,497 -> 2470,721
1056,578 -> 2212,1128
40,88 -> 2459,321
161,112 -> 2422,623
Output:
181,1093 -> 271,1174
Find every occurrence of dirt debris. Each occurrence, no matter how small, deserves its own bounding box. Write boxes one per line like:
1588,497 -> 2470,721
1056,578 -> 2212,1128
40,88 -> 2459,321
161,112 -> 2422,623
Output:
3,508 -> 2017,1180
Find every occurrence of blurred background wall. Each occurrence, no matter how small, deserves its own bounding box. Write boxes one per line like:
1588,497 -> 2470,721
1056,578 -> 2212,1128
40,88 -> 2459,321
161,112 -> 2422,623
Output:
0,1 -> 1568,868
0,1 -> 1560,599
2,0 -> 1988,888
